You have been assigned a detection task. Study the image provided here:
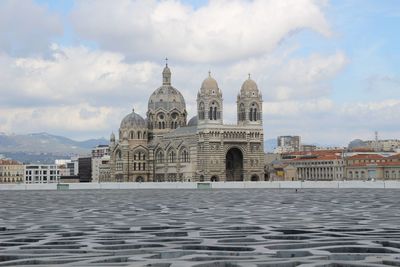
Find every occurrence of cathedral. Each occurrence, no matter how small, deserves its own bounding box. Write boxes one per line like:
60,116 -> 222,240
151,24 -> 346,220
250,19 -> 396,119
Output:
109,63 -> 265,182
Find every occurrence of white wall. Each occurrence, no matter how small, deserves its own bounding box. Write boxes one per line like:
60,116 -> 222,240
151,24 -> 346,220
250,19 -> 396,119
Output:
1,181 -> 400,190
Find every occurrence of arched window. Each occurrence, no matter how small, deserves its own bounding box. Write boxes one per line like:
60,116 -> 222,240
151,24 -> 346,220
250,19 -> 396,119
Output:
137,131 -> 141,139
239,103 -> 245,121
250,103 -> 259,121
157,150 -> 164,163
209,101 -> 220,120
180,148 -> 189,162
198,102 -> 205,120
130,131 -> 134,139
168,150 -> 176,163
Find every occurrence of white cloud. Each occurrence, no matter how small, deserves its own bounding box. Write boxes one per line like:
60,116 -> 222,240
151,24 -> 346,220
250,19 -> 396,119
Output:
71,0 -> 331,63
263,98 -> 400,146
225,51 -> 347,101
0,104 -> 119,138
0,44 -> 349,140
0,45 -> 160,108
0,0 -> 62,56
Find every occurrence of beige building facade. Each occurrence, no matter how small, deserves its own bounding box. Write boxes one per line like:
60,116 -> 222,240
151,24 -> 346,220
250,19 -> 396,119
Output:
109,64 -> 265,182
345,154 -> 400,180
0,159 -> 24,183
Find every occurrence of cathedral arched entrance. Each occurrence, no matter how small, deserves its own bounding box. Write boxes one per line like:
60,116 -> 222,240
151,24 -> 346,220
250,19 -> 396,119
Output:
136,176 -> 144,183
251,174 -> 259,181
210,176 -> 219,182
226,147 -> 244,181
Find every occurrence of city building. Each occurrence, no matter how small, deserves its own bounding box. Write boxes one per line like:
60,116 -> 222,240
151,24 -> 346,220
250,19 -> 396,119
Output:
109,64 -> 265,182
300,144 -> 317,152
24,164 -> 60,184
98,157 -> 111,182
78,157 -> 92,183
276,150 -> 345,181
290,152 -> 345,181
345,153 -> 400,180
91,145 -> 110,182
275,136 -> 300,153
348,138 -> 400,152
0,159 -> 24,183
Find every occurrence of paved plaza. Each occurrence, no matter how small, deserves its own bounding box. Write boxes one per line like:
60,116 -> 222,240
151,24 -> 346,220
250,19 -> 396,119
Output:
0,189 -> 400,266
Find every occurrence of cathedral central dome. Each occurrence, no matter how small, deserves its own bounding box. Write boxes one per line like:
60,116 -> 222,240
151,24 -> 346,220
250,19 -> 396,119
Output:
148,64 -> 186,112
148,85 -> 186,112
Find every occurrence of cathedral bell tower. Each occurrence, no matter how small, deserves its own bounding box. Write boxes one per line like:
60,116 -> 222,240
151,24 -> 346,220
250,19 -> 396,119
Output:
237,74 -> 263,126
197,72 -> 223,125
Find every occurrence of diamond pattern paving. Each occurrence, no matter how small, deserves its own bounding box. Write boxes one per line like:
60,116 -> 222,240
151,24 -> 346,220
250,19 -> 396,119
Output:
1,189 -> 400,266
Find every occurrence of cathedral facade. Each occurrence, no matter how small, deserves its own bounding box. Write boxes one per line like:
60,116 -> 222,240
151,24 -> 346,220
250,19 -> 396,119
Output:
109,64 -> 265,182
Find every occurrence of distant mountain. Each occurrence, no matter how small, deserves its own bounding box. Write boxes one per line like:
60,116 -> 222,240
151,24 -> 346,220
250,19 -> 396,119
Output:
0,132 -> 108,163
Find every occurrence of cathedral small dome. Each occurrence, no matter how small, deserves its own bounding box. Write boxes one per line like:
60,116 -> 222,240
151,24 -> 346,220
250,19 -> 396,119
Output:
187,115 -> 198,126
241,77 -> 259,94
120,109 -> 146,129
200,72 -> 221,95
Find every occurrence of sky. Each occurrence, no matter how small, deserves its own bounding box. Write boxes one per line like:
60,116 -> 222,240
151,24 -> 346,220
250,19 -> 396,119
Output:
0,0 -> 399,146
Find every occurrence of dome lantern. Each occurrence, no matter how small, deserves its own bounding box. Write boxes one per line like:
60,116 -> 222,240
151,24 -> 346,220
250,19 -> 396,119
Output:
162,57 -> 171,85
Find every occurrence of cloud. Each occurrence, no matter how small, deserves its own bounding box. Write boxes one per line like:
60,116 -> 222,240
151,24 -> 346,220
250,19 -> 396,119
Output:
0,43 -> 349,141
264,98 -> 400,146
0,103 -> 123,139
0,45 -> 160,108
71,0 -> 331,63
225,51 -> 347,101
0,0 -> 62,56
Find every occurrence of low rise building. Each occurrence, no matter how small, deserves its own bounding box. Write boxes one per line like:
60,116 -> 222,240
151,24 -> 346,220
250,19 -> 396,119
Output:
91,145 -> 110,182
280,150 -> 345,181
24,164 -> 60,184
345,153 -> 400,180
0,159 -> 24,183
98,157 -> 111,182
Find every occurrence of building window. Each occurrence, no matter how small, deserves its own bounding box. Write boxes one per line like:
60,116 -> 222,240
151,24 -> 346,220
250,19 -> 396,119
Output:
157,151 -> 164,163
180,149 -> 189,163
209,102 -> 219,120
198,102 -> 205,120
239,103 -> 245,121
168,150 -> 176,163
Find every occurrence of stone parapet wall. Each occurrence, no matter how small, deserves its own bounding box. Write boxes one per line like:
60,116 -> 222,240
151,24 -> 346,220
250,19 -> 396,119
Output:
1,181 -> 400,190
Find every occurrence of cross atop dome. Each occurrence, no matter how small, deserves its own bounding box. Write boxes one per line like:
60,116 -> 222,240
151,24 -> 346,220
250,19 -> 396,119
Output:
165,57 -> 168,67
